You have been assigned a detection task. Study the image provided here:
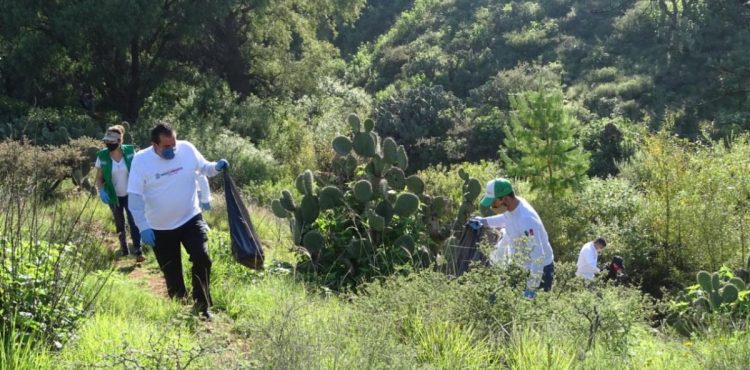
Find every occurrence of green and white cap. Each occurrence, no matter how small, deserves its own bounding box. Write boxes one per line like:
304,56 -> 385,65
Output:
479,178 -> 514,207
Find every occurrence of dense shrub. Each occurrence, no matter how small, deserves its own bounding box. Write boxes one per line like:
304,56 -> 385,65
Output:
0,141 -> 110,346
0,107 -> 103,146
374,84 -> 467,171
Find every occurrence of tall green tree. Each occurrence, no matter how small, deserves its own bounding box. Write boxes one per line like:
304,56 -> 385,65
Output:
500,87 -> 589,197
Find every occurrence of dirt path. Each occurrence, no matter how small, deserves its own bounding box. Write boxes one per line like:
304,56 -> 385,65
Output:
111,251 -> 254,365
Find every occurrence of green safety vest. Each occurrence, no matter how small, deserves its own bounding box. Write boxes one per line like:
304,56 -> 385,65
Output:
97,144 -> 135,206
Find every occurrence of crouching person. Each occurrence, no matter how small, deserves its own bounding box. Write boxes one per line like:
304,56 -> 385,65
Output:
470,178 -> 555,298
127,121 -> 228,320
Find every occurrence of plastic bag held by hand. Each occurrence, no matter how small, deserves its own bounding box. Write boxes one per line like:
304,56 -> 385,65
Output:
224,171 -> 264,269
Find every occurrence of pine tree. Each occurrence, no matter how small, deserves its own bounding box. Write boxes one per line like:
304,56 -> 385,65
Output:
500,87 -> 589,197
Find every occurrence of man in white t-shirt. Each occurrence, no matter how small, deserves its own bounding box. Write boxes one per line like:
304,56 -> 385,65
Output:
127,121 -> 228,320
576,238 -> 607,281
470,178 -> 555,298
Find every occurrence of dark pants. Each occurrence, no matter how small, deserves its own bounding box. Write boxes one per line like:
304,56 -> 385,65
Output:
538,262 -> 555,292
110,195 -> 142,256
152,214 -> 212,310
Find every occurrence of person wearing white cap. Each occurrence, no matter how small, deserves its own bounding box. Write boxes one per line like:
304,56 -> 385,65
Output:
94,124 -> 145,262
576,237 -> 607,281
470,178 -> 555,298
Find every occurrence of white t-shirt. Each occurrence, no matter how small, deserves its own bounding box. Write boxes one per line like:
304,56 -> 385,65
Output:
95,156 -> 129,197
576,241 -> 600,280
127,141 -> 219,230
485,197 -> 555,287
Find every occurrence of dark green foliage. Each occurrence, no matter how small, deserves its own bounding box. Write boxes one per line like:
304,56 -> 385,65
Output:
374,85 -> 466,171
357,0 -> 750,138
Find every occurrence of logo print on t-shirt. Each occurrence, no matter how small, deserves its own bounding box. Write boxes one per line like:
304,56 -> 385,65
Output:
155,167 -> 184,180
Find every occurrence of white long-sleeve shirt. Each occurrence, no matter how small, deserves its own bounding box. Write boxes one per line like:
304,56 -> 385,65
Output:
196,174 -> 211,203
576,241 -> 599,280
127,140 -> 219,230
485,197 -> 555,288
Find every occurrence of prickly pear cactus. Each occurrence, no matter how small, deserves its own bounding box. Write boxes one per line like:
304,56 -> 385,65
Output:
269,113 -> 461,289
451,168 -> 483,235
668,269 -> 750,336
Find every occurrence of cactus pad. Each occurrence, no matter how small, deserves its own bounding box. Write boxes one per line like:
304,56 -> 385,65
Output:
406,175 -> 425,194
721,284 -> 739,303
364,118 -> 374,132
353,132 -> 376,157
271,199 -> 291,218
303,230 -> 325,255
332,136 -> 353,156
353,180 -> 373,203
385,167 -> 406,190
302,170 -> 315,195
281,190 -> 296,211
728,277 -> 747,292
396,145 -> 408,170
697,271 -> 712,292
465,178 -> 482,201
348,113 -> 361,132
300,195 -> 320,223
319,186 -> 344,210
394,192 -> 420,217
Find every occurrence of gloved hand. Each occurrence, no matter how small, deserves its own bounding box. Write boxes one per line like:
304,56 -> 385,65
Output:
98,188 -> 110,204
141,229 -> 156,247
468,216 -> 488,230
523,289 -> 537,299
200,202 -> 211,211
215,159 -> 229,171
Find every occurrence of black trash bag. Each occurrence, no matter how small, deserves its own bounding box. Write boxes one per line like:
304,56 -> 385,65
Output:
448,223 -> 489,276
223,171 -> 264,269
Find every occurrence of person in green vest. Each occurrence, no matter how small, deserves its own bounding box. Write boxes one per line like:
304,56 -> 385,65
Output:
95,124 -> 145,262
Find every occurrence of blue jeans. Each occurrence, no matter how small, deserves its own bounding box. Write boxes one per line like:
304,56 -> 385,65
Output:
110,195 -> 142,256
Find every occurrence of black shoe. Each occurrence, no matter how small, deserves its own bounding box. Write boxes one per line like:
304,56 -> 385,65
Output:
192,303 -> 212,321
116,249 -> 130,257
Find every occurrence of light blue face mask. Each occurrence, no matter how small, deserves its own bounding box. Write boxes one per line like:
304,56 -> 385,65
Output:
160,146 -> 175,159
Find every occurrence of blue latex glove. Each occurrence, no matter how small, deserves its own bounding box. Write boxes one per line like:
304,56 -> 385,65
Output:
200,202 -> 211,211
98,188 -> 110,204
523,289 -> 537,299
468,216 -> 488,230
141,229 -> 156,246
215,159 -> 229,171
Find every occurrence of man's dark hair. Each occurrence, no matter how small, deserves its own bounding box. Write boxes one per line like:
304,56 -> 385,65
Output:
150,121 -> 175,144
594,237 -> 607,247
